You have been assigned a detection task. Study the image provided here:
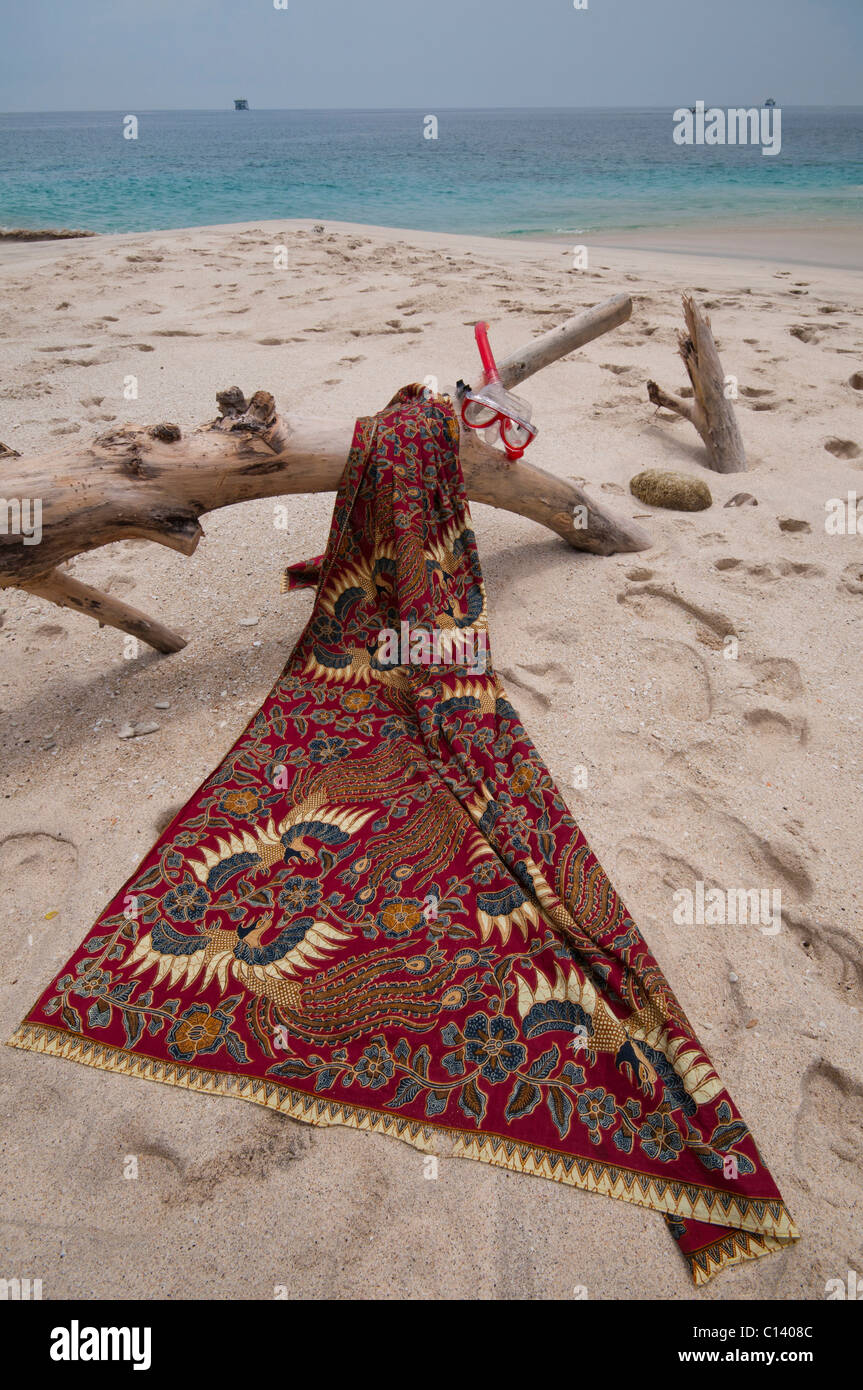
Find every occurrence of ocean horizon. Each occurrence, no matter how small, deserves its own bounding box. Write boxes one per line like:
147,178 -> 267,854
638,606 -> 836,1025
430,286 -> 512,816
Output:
1,106 -> 861,241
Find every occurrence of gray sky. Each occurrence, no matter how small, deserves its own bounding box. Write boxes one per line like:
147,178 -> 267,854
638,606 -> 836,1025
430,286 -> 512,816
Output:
1,0 -> 860,110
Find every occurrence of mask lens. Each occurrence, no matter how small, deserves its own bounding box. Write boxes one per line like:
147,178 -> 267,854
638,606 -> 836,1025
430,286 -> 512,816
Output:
463,399 -> 499,429
500,416 -> 532,449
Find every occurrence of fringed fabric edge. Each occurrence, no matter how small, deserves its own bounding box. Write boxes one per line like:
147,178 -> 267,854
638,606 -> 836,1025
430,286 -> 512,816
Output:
7,1021 -> 799,1285
688,1228 -> 795,1287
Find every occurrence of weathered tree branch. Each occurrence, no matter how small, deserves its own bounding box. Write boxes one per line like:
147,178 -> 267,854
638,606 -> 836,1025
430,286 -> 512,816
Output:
20,569 -> 188,654
647,294 -> 746,473
496,294 -> 633,389
1,295 -> 647,653
460,434 -> 649,556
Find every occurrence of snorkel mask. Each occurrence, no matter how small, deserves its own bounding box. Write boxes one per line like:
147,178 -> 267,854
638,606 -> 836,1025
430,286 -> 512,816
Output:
458,321 -> 538,460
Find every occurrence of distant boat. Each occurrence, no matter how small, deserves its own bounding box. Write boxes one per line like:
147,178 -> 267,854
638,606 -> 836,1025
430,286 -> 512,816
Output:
765,98 -> 776,107
234,99 -> 249,111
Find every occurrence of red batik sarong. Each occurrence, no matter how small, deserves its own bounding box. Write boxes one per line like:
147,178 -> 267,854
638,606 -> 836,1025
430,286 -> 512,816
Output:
9,387 -> 799,1284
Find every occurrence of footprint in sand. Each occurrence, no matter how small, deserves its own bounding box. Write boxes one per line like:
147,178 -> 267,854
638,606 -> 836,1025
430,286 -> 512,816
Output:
32,622 -> 68,643
614,781 -> 813,918
849,371 -> 863,391
738,384 -> 779,410
499,662 -> 570,717
789,325 -> 822,344
824,437 -> 861,460
742,706 -> 808,747
748,656 -> 805,702
787,915 -> 863,1004
794,1062 -> 863,1211
714,557 -> 825,583
636,638 -> 712,720
612,836 -> 702,912
840,561 -> 863,595
0,831 -> 79,934
101,572 -> 138,594
781,561 -> 825,577
734,651 -> 810,753
621,577 -> 812,759
617,580 -> 736,640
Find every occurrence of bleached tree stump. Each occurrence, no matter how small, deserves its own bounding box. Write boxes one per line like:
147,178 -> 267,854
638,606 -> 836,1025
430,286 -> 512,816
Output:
647,294 -> 746,473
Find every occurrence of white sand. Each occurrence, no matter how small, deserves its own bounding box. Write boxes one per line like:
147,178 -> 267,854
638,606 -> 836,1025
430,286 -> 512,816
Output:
1,218 -> 861,1299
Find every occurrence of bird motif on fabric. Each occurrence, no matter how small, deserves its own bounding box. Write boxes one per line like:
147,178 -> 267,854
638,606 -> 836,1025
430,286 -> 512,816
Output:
188,797 -> 374,889
126,912 -> 356,1010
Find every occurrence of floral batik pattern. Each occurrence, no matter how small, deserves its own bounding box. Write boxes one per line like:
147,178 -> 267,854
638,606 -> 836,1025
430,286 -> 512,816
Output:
9,386 -> 799,1285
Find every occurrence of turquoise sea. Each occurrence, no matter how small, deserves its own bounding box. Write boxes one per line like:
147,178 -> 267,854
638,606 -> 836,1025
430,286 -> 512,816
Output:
0,107 -> 861,238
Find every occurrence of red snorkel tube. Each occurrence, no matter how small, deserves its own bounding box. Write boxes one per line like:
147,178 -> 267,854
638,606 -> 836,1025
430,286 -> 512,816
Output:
474,320 -> 500,384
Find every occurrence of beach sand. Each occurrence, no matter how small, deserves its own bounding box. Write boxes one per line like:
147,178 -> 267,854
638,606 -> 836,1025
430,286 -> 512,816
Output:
1,218 -> 861,1300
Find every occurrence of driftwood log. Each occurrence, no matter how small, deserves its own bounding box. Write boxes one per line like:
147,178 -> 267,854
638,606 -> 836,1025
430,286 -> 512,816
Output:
1,294 -> 650,654
647,294 -> 746,473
